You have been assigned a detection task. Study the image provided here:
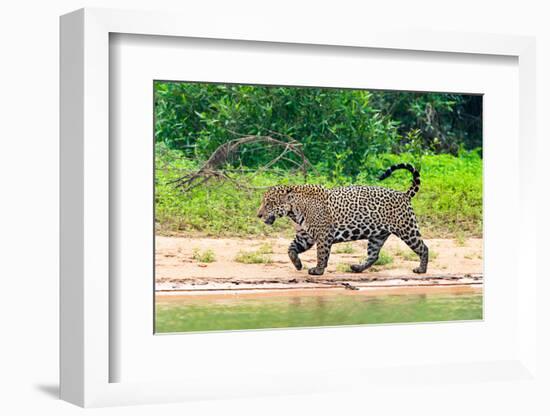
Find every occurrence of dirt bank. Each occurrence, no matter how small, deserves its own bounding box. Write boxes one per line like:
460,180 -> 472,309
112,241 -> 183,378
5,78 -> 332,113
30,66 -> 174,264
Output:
155,235 -> 483,292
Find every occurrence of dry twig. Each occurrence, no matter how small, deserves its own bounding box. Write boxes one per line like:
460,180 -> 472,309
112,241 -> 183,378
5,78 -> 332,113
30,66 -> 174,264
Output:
167,133 -> 313,192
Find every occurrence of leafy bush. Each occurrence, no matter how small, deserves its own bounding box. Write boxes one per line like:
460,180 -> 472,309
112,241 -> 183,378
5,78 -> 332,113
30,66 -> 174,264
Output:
154,82 -> 481,177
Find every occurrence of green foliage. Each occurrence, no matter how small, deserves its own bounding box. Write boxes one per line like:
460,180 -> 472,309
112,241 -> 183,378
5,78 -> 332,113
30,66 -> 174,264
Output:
154,83 -> 482,239
192,248 -> 216,263
234,250 -> 273,264
155,143 -> 299,236
336,263 -> 353,272
396,249 -> 438,261
255,243 -> 274,254
395,249 -> 415,261
355,150 -> 483,236
454,231 -> 467,247
156,146 -> 482,238
369,91 -> 482,154
374,250 -> 394,266
334,243 -> 356,254
154,82 -> 481,177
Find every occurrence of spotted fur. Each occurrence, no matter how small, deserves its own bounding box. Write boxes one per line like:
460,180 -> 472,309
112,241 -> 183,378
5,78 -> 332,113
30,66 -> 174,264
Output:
257,163 -> 428,276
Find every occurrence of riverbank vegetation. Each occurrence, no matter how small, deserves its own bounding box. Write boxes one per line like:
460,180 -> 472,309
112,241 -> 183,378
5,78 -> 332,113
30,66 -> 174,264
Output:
154,82 -> 482,239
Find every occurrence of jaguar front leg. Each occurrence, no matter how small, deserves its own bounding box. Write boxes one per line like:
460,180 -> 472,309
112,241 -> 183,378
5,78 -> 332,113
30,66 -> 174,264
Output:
287,230 -> 315,270
308,237 -> 332,276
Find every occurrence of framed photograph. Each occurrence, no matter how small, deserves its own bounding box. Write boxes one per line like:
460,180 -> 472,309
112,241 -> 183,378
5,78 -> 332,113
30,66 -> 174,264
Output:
60,8 -> 538,408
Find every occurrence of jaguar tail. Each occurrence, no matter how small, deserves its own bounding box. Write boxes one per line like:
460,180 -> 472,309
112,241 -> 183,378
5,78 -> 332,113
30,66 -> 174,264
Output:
378,163 -> 421,199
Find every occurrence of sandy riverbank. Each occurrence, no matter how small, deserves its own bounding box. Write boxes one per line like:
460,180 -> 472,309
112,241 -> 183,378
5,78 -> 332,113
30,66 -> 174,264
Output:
155,235 -> 483,292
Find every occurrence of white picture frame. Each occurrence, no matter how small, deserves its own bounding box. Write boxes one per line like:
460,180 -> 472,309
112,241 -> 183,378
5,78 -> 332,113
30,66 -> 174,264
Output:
60,7 -> 538,408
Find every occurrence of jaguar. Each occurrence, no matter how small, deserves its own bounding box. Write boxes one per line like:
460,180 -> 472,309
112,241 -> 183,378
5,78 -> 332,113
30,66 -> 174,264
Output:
256,163 -> 429,276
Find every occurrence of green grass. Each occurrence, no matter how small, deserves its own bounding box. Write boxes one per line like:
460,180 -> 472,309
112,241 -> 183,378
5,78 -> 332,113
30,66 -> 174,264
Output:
374,250 -> 394,266
403,250 -> 415,261
336,263 -> 353,272
255,243 -> 274,254
455,231 -> 467,247
192,248 -> 216,263
334,243 -> 355,254
156,145 -> 482,238
394,249 -> 412,260
234,250 -> 273,264
396,248 -> 438,261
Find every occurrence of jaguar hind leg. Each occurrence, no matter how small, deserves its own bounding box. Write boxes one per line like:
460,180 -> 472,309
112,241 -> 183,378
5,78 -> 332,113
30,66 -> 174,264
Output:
401,233 -> 429,274
350,231 -> 390,273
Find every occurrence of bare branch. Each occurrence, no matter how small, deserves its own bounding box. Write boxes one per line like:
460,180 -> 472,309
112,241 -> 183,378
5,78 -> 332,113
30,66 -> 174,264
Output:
166,132 -> 313,193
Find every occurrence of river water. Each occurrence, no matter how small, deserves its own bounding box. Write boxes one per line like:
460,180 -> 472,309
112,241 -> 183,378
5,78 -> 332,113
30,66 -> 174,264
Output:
155,288 -> 482,333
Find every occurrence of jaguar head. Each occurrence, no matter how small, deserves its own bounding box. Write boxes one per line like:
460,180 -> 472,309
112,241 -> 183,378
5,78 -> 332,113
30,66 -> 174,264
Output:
256,186 -> 294,226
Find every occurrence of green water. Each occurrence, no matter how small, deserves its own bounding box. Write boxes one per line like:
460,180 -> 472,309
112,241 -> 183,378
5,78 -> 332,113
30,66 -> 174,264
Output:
155,291 -> 483,333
